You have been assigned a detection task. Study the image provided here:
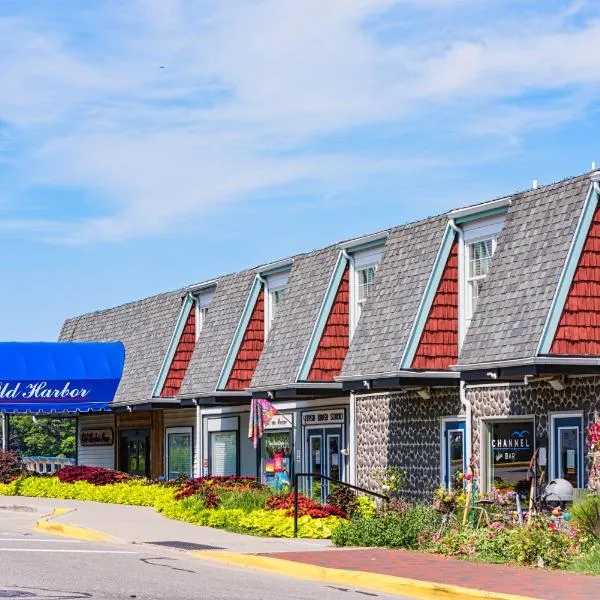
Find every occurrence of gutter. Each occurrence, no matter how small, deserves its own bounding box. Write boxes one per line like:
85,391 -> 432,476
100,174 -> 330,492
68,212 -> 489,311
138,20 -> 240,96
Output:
453,356 -> 600,371
336,370 -> 460,382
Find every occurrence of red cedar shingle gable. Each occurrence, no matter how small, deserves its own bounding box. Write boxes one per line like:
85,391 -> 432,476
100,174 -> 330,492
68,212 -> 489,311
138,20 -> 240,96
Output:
411,242 -> 458,370
160,306 -> 196,397
225,289 -> 265,390
307,267 -> 350,381
551,205 -> 600,354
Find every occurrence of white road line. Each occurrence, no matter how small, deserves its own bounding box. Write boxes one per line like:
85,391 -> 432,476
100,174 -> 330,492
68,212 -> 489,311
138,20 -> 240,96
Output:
0,538 -> 83,543
0,549 -> 138,554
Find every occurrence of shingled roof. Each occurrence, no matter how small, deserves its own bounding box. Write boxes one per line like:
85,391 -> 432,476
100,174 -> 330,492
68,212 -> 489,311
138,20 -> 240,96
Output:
458,173 -> 591,367
179,270 -> 256,395
250,246 -> 339,388
59,290 -> 184,405
340,216 -> 448,378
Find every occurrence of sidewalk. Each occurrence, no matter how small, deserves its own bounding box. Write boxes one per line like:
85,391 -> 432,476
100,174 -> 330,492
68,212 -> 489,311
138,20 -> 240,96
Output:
259,548 -> 600,600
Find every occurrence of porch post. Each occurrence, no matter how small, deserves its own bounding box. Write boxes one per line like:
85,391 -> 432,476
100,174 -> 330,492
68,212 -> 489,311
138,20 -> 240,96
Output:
1,413 -> 8,451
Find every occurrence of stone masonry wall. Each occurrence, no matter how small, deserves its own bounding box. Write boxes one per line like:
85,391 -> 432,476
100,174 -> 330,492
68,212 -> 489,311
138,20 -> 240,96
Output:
355,388 -> 461,500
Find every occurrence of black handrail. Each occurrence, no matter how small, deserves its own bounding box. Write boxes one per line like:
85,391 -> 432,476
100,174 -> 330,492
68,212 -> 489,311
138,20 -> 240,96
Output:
292,472 -> 389,537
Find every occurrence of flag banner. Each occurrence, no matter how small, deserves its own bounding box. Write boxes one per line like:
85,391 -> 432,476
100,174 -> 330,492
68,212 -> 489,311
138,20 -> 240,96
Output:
248,397 -> 278,448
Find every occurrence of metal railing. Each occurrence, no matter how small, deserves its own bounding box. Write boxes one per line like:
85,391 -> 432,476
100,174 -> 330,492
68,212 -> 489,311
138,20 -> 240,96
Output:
292,472 -> 389,537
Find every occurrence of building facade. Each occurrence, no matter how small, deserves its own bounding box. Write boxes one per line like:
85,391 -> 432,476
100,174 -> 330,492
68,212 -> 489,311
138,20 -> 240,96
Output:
59,170 -> 600,500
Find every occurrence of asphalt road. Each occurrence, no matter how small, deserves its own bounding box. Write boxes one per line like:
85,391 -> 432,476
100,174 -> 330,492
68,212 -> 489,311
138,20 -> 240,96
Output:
0,510 -> 407,600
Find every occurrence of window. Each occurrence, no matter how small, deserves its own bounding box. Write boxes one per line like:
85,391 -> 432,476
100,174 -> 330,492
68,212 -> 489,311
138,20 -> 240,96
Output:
466,238 -> 495,322
209,431 -> 238,476
166,427 -> 193,480
54,464 -> 61,471
264,270 -> 290,338
551,414 -> 583,488
194,288 -> 214,340
350,245 -> 385,338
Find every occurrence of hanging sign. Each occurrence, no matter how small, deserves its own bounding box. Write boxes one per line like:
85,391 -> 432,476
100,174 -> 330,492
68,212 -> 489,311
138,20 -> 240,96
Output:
265,413 -> 294,430
303,409 -> 344,425
80,428 -> 114,447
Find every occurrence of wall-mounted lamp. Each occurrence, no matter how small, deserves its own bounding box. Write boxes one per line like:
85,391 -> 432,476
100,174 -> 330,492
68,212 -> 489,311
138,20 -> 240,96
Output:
416,386 -> 432,400
267,391 -> 274,400
548,376 -> 566,391
362,380 -> 371,389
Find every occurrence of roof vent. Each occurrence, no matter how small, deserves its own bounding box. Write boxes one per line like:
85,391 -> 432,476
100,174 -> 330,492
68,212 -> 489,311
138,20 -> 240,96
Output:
592,161 -> 597,171
532,179 -> 538,190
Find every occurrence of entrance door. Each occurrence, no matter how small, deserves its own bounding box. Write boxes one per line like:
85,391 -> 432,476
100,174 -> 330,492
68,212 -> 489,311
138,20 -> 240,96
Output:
119,430 -> 150,477
552,415 -> 583,488
306,427 -> 343,503
443,420 -> 466,489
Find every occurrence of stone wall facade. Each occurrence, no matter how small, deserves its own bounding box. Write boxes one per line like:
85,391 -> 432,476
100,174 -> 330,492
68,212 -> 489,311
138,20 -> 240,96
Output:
469,376 -> 600,487
355,387 -> 461,500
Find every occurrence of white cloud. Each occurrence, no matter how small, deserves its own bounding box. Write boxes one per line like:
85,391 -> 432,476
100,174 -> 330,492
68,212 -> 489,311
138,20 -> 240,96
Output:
1,0 -> 600,243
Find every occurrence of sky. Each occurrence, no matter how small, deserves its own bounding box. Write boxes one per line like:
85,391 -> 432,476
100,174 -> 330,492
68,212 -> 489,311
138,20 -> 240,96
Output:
1,0 -> 600,340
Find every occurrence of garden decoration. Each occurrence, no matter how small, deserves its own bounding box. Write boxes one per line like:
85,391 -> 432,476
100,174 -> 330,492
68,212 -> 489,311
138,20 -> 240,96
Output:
527,449 -> 539,526
248,397 -> 278,448
587,419 -> 600,494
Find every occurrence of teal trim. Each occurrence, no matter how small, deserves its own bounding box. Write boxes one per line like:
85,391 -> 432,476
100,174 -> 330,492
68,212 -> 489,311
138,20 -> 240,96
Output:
344,237 -> 387,254
453,206 -> 508,225
538,183 -> 599,354
152,293 -> 195,397
216,276 -> 263,390
399,224 -> 456,369
297,252 -> 349,381
260,262 -> 293,277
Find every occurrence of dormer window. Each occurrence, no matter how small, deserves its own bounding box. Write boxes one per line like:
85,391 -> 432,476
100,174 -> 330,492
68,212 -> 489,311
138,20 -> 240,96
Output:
264,269 -> 290,338
466,238 -> 495,323
356,264 -> 376,318
194,288 -> 214,341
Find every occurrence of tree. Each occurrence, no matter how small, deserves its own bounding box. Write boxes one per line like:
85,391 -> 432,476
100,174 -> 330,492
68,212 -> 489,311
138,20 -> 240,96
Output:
8,416 -> 76,458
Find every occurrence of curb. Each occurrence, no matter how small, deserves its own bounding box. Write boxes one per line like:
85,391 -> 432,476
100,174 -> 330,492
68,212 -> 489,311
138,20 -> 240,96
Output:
192,551 -> 538,600
35,508 -> 113,543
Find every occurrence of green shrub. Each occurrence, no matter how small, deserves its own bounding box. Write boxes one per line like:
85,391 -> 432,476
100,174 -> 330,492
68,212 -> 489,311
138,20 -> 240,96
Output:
333,504 -> 440,549
571,494 -> 600,542
0,451 -> 24,483
218,488 -> 273,512
568,543 -> 600,575
353,496 -> 377,519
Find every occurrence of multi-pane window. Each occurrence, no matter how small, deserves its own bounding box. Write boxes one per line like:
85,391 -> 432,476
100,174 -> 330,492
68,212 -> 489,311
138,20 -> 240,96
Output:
270,288 -> 284,327
357,265 -> 376,309
194,288 -> 214,341
466,238 -> 495,322
264,270 -> 290,339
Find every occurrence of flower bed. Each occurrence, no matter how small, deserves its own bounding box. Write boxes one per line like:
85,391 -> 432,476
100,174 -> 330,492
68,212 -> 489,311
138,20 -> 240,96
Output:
0,468 -> 344,539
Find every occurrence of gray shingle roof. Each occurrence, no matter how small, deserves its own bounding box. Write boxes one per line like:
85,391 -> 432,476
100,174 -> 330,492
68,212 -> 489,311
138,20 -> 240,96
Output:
59,290 -> 184,404
458,174 -> 592,366
251,246 -> 339,388
179,270 -> 256,394
341,216 -> 448,378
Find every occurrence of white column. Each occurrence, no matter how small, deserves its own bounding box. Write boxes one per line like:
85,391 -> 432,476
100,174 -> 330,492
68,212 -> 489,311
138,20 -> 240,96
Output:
194,403 -> 202,478
348,391 -> 357,485
1,414 -> 8,451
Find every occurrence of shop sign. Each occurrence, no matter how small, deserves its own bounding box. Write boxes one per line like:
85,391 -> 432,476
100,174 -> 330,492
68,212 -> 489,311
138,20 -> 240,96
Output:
265,414 -> 293,430
490,421 -> 534,464
0,380 -> 117,403
302,409 -> 344,425
80,428 -> 114,447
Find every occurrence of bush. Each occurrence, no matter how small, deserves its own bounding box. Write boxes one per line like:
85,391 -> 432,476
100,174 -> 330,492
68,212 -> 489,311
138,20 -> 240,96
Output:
327,487 -> 357,515
333,505 -> 440,549
175,476 -> 262,500
266,492 -> 347,518
56,465 -> 129,486
0,451 -> 24,483
571,494 -> 600,541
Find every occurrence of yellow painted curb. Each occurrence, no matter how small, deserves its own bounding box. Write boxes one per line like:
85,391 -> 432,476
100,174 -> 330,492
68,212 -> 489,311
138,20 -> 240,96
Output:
192,551 -> 539,600
34,508 -> 112,543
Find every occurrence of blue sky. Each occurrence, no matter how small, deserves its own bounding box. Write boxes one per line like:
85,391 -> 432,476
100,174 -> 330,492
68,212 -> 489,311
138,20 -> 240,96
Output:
1,0 -> 600,340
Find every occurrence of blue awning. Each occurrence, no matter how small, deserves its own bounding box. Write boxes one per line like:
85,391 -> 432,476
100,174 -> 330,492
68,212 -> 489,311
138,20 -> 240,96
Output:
0,342 -> 125,415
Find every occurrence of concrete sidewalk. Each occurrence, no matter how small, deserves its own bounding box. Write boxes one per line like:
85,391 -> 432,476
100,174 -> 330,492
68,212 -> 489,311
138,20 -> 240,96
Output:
0,495 -> 331,553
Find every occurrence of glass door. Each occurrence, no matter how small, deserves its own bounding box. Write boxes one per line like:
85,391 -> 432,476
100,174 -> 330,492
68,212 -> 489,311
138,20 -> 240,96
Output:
306,427 -> 343,503
119,430 -> 150,477
552,415 -> 583,488
443,420 -> 466,489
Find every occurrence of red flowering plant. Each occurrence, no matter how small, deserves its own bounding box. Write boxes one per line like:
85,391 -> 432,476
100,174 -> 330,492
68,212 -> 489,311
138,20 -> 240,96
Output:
587,421 -> 600,453
56,465 -> 129,486
174,476 -> 262,500
266,492 -> 348,519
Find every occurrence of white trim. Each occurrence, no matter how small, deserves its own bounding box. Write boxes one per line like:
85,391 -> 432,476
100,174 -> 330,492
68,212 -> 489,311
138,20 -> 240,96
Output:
165,426 -> 193,480
339,231 -> 389,250
264,269 -> 290,339
349,391 -> 357,486
456,356 -> 600,371
448,197 -> 511,221
200,396 -> 349,416
349,247 -> 384,339
549,411 -> 583,486
479,414 -> 535,492
440,416 -> 465,488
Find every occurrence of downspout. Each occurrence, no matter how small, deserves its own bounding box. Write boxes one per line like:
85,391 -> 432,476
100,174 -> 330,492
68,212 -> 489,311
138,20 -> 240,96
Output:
448,219 -> 465,349
1,414 -> 8,451
348,390 -> 357,486
459,381 -> 472,475
194,399 -> 202,478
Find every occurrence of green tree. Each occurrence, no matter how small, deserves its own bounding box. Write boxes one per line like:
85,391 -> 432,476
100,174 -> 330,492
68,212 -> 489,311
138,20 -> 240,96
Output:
8,416 -> 76,458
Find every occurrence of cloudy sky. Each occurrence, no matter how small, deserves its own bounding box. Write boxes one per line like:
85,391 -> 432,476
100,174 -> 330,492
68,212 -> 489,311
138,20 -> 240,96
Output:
1,0 -> 600,339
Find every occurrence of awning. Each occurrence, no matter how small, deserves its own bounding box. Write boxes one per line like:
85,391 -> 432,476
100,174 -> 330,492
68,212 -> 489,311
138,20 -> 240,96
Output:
0,342 -> 125,415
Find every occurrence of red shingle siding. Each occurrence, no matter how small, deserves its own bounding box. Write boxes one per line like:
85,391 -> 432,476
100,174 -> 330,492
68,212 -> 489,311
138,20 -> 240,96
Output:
551,206 -> 600,354
411,242 -> 458,370
225,289 -> 265,390
160,306 -> 196,397
307,268 -> 350,381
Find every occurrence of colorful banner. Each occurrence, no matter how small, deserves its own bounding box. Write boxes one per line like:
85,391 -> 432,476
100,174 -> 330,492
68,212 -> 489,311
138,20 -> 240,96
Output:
248,397 -> 278,448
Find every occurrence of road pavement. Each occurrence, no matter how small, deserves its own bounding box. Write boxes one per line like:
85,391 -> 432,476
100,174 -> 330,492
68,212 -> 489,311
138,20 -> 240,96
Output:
0,504 -> 408,600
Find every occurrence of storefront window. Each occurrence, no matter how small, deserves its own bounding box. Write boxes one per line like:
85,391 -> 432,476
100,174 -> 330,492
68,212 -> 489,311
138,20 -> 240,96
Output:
487,420 -> 534,488
166,428 -> 192,480
210,431 -> 237,476
261,430 -> 292,490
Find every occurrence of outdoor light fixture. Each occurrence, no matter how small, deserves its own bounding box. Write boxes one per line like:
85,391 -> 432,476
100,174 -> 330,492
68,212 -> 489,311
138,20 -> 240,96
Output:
362,380 -> 371,389
548,376 -> 566,391
415,387 -> 432,400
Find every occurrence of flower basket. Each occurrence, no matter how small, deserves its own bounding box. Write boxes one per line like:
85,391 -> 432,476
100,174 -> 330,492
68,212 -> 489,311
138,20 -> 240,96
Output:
433,497 -> 456,513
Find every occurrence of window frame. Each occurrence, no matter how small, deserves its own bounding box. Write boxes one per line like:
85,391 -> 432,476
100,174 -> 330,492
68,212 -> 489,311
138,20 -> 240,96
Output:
349,245 -> 384,339
208,429 -> 240,477
549,412 -> 584,488
264,270 -> 290,339
165,426 -> 194,480
194,288 -> 214,341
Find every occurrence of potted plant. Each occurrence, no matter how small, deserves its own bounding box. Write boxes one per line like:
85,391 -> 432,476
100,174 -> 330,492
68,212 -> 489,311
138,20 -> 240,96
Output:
433,485 -> 457,513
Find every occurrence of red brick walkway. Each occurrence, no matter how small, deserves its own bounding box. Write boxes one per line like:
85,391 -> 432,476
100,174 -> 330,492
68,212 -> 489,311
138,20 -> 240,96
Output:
263,549 -> 600,599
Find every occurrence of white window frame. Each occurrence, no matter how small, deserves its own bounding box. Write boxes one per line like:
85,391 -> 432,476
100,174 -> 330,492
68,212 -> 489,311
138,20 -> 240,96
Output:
440,416 -> 466,490
165,426 -> 193,480
458,214 -> 505,347
264,270 -> 290,339
349,246 -> 384,339
194,289 -> 214,341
